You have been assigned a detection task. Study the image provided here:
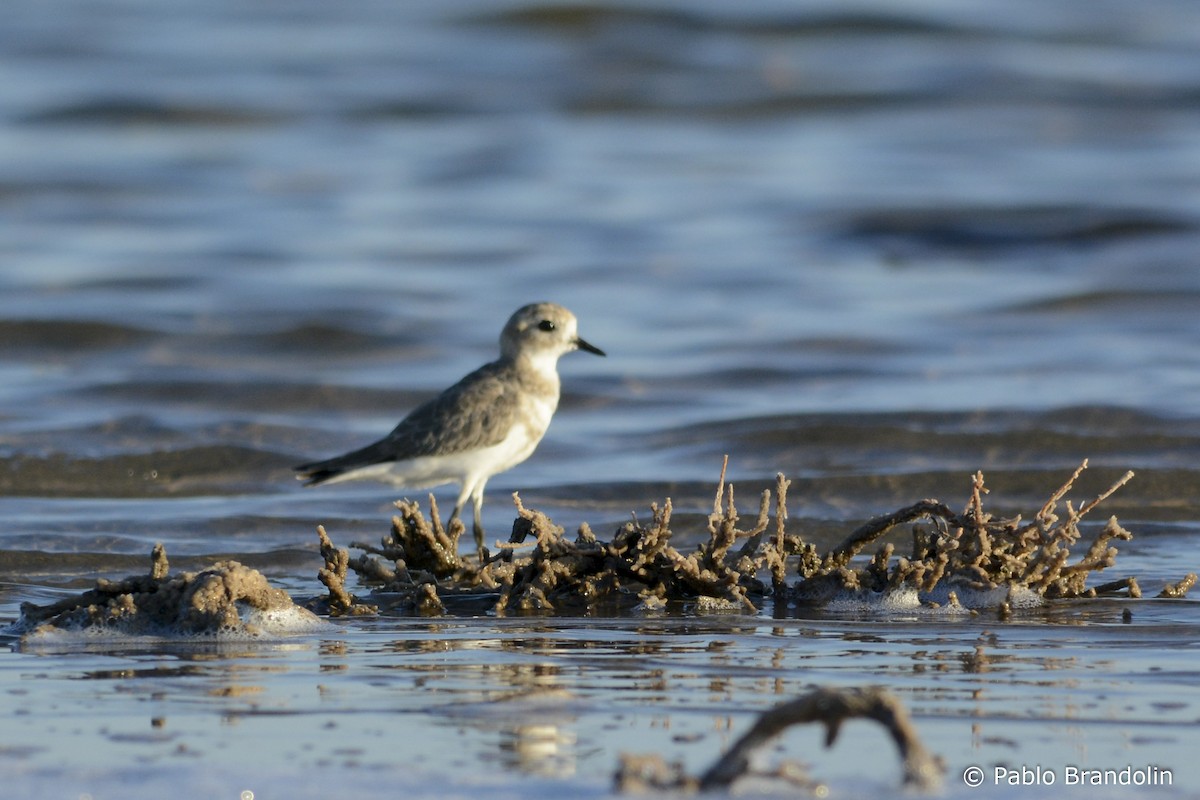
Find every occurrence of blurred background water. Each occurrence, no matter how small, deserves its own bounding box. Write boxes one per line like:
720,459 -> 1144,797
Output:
2,1 -> 1200,798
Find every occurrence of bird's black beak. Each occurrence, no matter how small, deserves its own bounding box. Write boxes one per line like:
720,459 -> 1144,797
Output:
575,337 -> 606,357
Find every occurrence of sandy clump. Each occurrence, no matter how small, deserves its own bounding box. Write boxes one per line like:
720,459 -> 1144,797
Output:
14,544 -> 325,641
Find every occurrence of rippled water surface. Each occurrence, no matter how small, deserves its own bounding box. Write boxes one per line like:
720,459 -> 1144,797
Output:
3,1 -> 1200,798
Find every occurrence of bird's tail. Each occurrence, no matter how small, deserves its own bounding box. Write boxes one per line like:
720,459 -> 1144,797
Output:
295,438 -> 397,486
294,459 -> 345,486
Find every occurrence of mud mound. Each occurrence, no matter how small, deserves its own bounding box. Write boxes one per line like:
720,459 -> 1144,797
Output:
13,544 -> 326,642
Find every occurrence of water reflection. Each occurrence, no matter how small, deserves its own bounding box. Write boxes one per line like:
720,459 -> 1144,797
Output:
498,719 -> 578,778
3,608 -> 1198,790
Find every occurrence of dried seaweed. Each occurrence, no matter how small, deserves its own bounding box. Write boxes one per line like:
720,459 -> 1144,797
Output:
317,458 -> 1194,615
614,686 -> 942,794
1158,573 -> 1198,599
313,525 -> 378,616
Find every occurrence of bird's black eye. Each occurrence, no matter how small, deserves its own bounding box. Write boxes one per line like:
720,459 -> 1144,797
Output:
537,320 -> 556,332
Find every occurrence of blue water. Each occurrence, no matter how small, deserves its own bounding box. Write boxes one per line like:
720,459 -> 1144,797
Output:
2,1 -> 1200,798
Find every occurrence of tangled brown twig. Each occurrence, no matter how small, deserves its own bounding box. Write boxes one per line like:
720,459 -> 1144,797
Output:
316,458 -> 1195,616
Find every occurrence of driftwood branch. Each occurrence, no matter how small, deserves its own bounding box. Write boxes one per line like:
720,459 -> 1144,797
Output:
615,687 -> 942,794
699,686 -> 942,791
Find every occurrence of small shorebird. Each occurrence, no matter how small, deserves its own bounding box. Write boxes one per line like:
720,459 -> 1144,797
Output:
295,302 -> 605,552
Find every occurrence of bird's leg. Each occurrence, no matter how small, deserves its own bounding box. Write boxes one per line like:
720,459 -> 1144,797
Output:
471,479 -> 488,560
450,483 -> 471,531
451,481 -> 486,560
472,521 -> 485,560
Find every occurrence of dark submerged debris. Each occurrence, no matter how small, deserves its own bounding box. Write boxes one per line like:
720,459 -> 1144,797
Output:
321,458 -> 1193,615
614,754 -> 695,794
613,686 -> 942,794
14,544 -> 321,639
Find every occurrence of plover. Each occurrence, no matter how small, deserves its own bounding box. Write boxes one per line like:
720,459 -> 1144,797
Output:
295,302 -> 605,552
